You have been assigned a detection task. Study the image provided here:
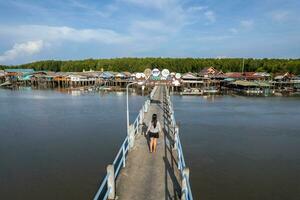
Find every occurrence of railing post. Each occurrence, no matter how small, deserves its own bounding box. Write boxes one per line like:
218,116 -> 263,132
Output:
178,150 -> 182,170
128,124 -> 135,150
181,167 -> 190,200
122,144 -> 126,168
107,165 -> 115,200
173,126 -> 178,150
177,126 -> 182,170
139,109 -> 144,135
144,100 -> 149,112
139,109 -> 143,125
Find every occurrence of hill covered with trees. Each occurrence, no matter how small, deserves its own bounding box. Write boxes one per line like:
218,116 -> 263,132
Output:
1,58 -> 300,74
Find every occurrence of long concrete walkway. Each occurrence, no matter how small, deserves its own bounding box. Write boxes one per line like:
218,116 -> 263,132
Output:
116,86 -> 181,200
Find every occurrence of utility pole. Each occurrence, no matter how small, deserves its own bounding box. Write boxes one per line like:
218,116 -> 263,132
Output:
242,58 -> 245,73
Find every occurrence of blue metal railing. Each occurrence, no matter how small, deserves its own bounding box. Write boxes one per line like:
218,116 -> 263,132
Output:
94,86 -> 193,200
93,99 -> 150,200
93,136 -> 129,200
150,86 -> 158,100
166,89 -> 194,200
175,132 -> 193,200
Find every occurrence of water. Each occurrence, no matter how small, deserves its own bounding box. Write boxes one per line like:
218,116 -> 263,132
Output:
1,89 -> 300,200
173,95 -> 300,200
0,89 -> 145,200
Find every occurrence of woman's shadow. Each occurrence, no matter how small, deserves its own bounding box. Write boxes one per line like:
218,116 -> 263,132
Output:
141,122 -> 151,151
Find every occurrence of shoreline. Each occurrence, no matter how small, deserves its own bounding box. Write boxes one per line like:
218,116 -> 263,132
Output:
1,86 -> 300,98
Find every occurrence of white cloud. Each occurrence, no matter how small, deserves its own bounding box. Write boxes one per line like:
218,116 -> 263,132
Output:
0,25 -> 132,45
228,19 -> 254,35
125,1 -> 218,40
126,1 -> 187,37
240,20 -> 254,30
0,40 -> 43,62
0,1 -> 219,63
122,0 -> 216,28
0,24 -> 168,60
187,6 -> 208,12
196,35 -> 232,42
204,11 -> 216,23
10,0 -> 118,19
229,28 -> 238,34
270,10 -> 291,22
0,25 -> 135,63
130,20 -> 173,34
121,0 -> 176,10
69,0 -> 118,18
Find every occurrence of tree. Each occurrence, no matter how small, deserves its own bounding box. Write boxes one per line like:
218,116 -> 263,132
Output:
2,58 -> 299,75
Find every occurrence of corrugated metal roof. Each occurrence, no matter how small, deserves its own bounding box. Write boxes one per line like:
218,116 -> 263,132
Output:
182,72 -> 199,79
232,80 -> 270,87
100,71 -> 114,78
5,68 -> 34,73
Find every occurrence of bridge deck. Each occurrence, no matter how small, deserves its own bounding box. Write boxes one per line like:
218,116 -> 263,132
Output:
116,86 -> 181,200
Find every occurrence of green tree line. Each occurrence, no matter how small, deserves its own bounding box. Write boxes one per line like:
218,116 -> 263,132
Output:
1,58 -> 300,74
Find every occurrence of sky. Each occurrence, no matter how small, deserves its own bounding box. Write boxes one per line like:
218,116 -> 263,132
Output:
0,0 -> 299,65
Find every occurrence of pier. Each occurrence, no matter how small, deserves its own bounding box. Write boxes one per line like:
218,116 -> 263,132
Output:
94,86 -> 193,200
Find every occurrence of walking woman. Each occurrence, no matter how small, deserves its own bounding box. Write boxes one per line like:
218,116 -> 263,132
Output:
146,114 -> 162,153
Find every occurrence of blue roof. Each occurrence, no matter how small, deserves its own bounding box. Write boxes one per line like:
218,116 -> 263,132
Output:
100,71 -> 114,78
19,74 -> 33,81
5,68 -> 35,73
224,78 -> 235,82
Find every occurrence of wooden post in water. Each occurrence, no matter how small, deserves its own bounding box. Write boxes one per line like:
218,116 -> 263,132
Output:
107,164 -> 115,200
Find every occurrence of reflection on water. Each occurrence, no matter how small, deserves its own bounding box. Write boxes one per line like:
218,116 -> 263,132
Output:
0,89 -> 300,200
0,89 -> 145,200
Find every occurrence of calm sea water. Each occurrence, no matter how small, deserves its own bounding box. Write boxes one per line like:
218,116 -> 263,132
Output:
172,95 -> 300,200
0,89 -> 300,200
0,89 -> 145,200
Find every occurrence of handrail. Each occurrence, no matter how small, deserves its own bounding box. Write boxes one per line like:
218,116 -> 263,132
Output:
93,95 -> 150,200
150,86 -> 158,100
94,87 -> 192,200
165,88 -> 194,200
93,175 -> 108,200
93,136 -> 129,200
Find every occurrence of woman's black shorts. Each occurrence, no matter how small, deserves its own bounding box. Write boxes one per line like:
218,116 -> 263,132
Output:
149,131 -> 159,138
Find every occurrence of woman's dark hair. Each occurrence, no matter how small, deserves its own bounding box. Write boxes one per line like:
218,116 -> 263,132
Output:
152,114 -> 157,128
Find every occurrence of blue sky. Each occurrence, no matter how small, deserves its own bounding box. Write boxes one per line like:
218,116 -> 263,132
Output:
0,0 -> 299,65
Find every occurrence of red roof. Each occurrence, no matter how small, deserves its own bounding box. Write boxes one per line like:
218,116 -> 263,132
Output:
199,67 -> 219,76
225,72 -> 264,80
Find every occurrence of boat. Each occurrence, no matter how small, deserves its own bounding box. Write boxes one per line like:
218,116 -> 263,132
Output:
0,81 -> 12,87
180,88 -> 203,95
203,86 -> 219,94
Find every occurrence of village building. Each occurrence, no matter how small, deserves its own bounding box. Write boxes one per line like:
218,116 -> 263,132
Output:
271,72 -> 298,93
224,72 -> 270,81
227,80 -> 274,95
0,66 -> 299,96
198,67 -> 220,78
0,70 -> 5,84
181,72 -> 202,88
100,71 -> 114,79
68,74 -> 96,87
4,69 -> 34,82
